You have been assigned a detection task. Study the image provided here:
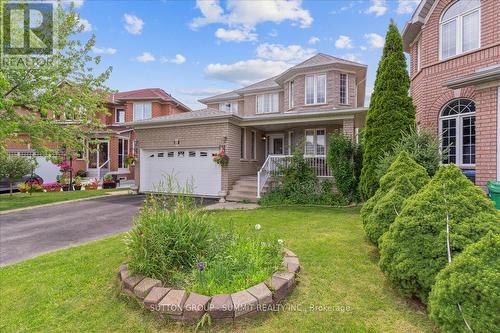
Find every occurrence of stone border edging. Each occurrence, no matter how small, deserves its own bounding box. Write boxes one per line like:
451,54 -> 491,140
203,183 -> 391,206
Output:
0,191 -> 131,215
117,248 -> 301,323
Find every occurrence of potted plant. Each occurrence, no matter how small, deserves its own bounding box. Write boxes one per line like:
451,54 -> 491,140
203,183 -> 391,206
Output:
213,147 -> 229,167
43,182 -> 62,192
124,154 -> 135,167
84,179 -> 99,190
102,174 -> 117,189
73,176 -> 82,191
59,177 -> 70,191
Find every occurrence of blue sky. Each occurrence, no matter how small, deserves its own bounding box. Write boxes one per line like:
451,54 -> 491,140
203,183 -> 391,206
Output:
72,0 -> 419,109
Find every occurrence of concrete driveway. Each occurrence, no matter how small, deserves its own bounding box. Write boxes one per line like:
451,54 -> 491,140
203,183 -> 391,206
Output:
0,195 -> 144,266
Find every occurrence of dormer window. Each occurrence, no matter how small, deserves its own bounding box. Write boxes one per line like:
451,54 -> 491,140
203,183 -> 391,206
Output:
219,101 -> 238,113
440,0 -> 480,60
133,102 -> 152,121
115,109 -> 125,123
305,74 -> 326,105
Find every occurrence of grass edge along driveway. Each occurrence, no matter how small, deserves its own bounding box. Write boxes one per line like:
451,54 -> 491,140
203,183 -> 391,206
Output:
0,207 -> 436,332
0,189 -> 126,212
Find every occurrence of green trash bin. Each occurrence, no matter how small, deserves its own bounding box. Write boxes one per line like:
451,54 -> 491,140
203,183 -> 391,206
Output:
487,181 -> 500,209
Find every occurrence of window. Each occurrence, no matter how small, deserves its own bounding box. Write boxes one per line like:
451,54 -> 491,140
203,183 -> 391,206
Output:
340,73 -> 348,104
415,39 -> 421,72
256,93 -> 279,114
115,109 -> 125,123
440,99 -> 476,166
288,80 -> 294,109
118,138 -> 129,168
304,129 -> 326,156
189,151 -> 196,157
200,151 -> 208,157
167,151 -> 174,157
219,101 -> 238,113
251,130 -> 256,160
440,0 -> 480,60
240,128 -> 246,159
157,152 -> 164,157
177,151 -> 185,157
288,131 -> 294,154
133,102 -> 152,121
305,74 -> 326,105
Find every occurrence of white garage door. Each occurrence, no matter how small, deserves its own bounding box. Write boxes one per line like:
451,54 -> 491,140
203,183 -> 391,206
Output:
140,148 -> 222,196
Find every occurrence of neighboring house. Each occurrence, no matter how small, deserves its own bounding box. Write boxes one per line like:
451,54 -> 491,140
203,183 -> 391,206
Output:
6,88 -> 190,183
129,53 -> 368,201
402,0 -> 500,186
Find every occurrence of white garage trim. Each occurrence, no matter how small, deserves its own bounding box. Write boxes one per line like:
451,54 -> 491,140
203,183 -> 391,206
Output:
140,147 -> 222,197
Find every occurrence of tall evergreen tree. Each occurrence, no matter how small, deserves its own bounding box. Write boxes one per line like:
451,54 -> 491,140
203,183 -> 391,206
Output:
359,22 -> 416,200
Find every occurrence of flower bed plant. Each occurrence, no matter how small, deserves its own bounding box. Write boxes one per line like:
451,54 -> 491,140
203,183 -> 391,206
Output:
43,182 -> 62,192
17,181 -> 44,193
84,179 -> 99,190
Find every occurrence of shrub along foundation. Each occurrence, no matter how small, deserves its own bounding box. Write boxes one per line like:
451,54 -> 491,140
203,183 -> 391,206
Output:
118,248 -> 301,323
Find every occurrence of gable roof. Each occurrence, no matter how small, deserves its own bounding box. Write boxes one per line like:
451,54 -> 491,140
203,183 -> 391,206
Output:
199,53 -> 367,104
108,88 -> 191,111
402,0 -> 436,52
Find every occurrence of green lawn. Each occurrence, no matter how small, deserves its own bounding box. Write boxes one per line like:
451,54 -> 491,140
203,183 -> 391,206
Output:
0,189 -> 126,211
0,207 -> 436,332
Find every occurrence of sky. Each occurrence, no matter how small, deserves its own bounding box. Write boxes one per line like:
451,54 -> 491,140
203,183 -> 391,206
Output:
70,0 -> 419,109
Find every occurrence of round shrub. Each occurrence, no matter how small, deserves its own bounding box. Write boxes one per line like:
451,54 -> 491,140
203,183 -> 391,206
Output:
361,151 -> 428,236
428,232 -> 500,333
379,164 -> 499,303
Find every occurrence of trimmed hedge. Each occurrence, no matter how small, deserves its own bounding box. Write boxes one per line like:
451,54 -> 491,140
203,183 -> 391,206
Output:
361,151 -> 429,242
428,232 -> 500,333
379,164 -> 499,303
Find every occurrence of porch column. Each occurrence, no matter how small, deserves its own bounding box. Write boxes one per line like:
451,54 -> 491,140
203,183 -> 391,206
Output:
342,118 -> 355,142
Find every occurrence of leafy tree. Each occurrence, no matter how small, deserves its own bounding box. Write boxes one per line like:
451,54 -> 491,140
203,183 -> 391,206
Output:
428,232 -> 500,333
0,2 -> 111,156
379,164 -> 499,303
359,21 -> 416,200
0,154 -> 35,195
326,132 -> 362,202
376,128 -> 444,180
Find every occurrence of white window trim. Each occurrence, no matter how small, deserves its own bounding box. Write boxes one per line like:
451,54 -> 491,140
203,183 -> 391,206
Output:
240,127 -> 246,160
340,73 -> 349,105
118,138 -> 130,170
439,2 -> 481,61
305,73 -> 327,106
250,130 -> 257,160
304,128 -> 327,157
115,108 -> 125,124
416,38 -> 421,72
439,108 -> 476,168
132,102 -> 152,121
288,80 -> 294,109
255,93 -> 279,114
268,133 -> 285,155
288,131 -> 294,155
219,101 -> 238,113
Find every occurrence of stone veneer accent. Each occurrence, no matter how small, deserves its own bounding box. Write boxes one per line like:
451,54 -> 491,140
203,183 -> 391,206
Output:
118,248 -> 301,323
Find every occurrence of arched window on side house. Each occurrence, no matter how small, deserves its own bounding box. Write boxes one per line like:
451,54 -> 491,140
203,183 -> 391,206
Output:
440,0 -> 480,60
440,99 -> 476,167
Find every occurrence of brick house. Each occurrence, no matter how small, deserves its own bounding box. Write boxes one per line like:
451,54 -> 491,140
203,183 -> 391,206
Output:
129,53 -> 368,201
402,0 -> 500,186
6,88 -> 190,183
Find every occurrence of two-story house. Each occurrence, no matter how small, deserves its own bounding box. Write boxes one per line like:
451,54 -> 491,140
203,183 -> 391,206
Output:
129,53 -> 368,201
402,0 -> 500,187
6,88 -> 190,183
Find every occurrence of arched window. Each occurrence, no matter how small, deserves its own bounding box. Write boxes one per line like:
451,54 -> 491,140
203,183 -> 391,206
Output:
440,0 -> 480,59
440,99 -> 476,166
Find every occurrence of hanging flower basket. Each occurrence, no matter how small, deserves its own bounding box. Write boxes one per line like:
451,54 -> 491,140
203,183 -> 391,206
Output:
213,148 -> 229,167
125,154 -> 136,167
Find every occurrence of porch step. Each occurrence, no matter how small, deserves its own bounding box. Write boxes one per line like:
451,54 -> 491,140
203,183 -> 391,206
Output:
227,175 -> 259,203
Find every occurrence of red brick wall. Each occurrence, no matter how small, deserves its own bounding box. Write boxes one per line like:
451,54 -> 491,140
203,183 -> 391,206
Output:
407,0 -> 500,186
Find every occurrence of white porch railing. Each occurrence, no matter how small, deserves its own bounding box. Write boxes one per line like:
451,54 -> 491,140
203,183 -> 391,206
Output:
257,155 -> 332,198
98,159 -> 110,179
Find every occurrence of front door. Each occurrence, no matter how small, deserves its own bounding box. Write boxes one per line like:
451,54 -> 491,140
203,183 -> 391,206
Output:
269,135 -> 284,155
88,141 -> 109,169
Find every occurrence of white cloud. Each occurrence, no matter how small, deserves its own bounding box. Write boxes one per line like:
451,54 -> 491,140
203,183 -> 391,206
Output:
190,0 -> 313,30
205,59 -> 290,85
335,35 -> 354,49
160,54 -> 187,64
365,0 -> 388,16
268,29 -> 278,37
78,18 -> 92,32
123,14 -> 144,35
71,0 -> 84,8
308,36 -> 320,45
215,28 -> 257,42
360,46 -> 368,51
178,88 -> 230,96
256,43 -> 316,62
92,46 -> 117,55
135,52 -> 155,63
364,33 -> 385,48
342,53 -> 362,63
396,0 -> 420,15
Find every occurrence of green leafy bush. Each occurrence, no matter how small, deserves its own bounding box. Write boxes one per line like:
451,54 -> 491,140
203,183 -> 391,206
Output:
379,164 -> 499,303
376,128 -> 443,180
326,132 -> 362,202
359,22 -> 416,200
362,151 -> 429,245
428,232 -> 500,333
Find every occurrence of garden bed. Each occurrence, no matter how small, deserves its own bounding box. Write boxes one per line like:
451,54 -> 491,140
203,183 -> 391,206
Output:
117,248 -> 300,323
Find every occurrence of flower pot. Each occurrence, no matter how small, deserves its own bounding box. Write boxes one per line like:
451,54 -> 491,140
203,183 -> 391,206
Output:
102,182 -> 117,189
85,185 -> 98,190
74,185 -> 82,191
62,185 -> 70,191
